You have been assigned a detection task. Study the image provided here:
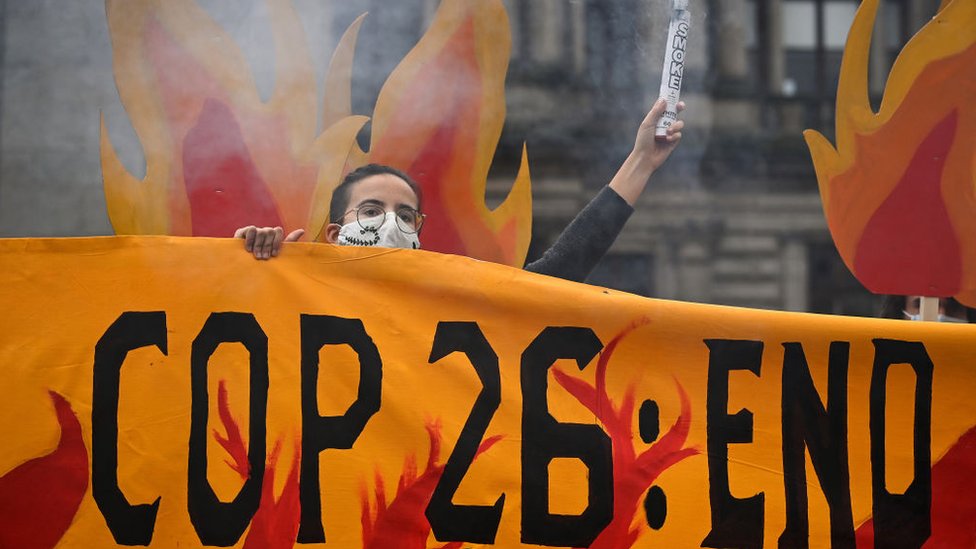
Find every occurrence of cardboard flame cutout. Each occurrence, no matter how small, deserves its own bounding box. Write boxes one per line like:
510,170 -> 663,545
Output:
102,0 -> 532,266
804,0 -> 976,305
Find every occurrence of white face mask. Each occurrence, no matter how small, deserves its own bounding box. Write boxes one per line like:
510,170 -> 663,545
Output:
337,211 -> 420,250
903,311 -> 968,323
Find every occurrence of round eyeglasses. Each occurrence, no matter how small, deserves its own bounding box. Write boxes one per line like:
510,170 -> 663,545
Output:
343,204 -> 426,234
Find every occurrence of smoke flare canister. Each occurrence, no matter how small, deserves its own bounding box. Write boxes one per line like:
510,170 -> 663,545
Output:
655,0 -> 690,139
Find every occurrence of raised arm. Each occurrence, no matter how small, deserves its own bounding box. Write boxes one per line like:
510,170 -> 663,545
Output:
525,98 -> 684,282
608,97 -> 685,205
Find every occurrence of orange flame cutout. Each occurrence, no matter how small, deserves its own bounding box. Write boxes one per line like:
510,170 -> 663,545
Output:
362,0 -> 533,265
804,0 -> 976,305
0,392 -> 89,549
102,0 -> 533,266
102,0 -> 365,237
214,381 -> 301,549
553,319 -> 698,548
360,419 -> 502,548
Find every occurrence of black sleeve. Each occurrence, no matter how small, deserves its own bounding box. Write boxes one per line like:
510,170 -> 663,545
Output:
524,186 -> 634,282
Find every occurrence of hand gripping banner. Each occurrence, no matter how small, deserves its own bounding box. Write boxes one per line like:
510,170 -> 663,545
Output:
1,237 -> 974,548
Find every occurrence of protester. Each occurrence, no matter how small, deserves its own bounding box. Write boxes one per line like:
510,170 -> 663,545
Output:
235,97 -> 685,282
879,295 -> 976,323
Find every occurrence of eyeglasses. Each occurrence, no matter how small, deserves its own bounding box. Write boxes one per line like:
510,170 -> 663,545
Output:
342,204 -> 426,234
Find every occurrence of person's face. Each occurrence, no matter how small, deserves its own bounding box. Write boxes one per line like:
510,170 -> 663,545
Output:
902,296 -> 969,321
324,174 -> 421,244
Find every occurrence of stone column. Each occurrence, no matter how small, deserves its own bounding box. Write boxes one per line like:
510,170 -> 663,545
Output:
677,240 -> 712,303
503,0 -> 523,60
869,0 -> 889,97
675,224 -> 716,303
422,0 -> 439,27
654,237 -> 679,300
570,0 -> 587,75
528,0 -> 565,65
781,239 -> 809,312
765,0 -> 785,95
906,0 -> 941,33
715,0 -> 749,83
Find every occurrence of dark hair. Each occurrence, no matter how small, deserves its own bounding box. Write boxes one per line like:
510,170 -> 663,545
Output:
328,164 -> 423,224
879,294 -> 976,322
879,294 -> 905,319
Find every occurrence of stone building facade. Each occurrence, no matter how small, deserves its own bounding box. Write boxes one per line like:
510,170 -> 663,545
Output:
324,0 -> 941,316
488,0 -> 941,316
0,0 -> 943,315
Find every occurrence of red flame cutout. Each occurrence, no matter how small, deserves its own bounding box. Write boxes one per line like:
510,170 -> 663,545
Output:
370,18 -> 482,258
183,98 -> 284,236
0,391 -> 89,549
359,0 -> 533,264
214,380 -> 301,549
360,419 -> 502,548
553,320 -> 699,548
852,110 -> 961,295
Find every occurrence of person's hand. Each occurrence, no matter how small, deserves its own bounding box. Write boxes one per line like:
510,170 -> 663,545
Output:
233,226 -> 305,260
608,98 -> 687,206
633,97 -> 686,173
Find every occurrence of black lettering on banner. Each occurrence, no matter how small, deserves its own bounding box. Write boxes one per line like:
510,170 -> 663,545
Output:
521,327 -> 613,547
297,315 -> 382,543
92,311 -> 167,546
779,342 -> 855,548
188,313 -> 268,546
869,339 -> 933,548
425,322 -> 504,543
702,339 -> 765,549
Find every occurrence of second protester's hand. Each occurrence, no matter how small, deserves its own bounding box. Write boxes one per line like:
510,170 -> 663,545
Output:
233,226 -> 305,260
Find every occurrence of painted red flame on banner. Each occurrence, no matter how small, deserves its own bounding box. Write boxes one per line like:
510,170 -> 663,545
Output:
553,319 -> 699,548
214,380 -> 301,549
855,425 -> 976,547
360,420 -> 502,548
0,392 -> 88,549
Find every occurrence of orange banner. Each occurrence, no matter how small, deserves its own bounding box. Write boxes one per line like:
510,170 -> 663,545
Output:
1,237 -> 974,548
